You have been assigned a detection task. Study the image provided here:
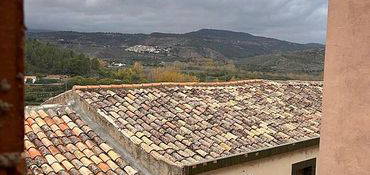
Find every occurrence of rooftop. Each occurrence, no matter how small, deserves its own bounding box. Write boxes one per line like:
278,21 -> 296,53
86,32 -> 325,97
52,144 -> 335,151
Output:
27,79 -> 323,174
75,80 -> 322,167
24,106 -> 140,175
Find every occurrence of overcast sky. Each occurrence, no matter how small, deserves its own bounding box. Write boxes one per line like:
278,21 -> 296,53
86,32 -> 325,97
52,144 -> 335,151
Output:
25,0 -> 328,44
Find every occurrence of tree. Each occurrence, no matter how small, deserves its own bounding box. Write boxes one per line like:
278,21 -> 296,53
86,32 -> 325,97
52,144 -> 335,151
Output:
149,66 -> 199,82
114,62 -> 147,83
25,39 -> 102,76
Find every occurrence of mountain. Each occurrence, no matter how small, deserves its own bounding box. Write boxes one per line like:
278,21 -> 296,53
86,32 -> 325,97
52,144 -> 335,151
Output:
27,29 -> 55,33
27,29 -> 324,61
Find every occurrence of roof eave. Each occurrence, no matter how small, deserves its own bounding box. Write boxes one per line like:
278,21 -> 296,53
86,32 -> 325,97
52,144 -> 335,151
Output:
182,137 -> 320,175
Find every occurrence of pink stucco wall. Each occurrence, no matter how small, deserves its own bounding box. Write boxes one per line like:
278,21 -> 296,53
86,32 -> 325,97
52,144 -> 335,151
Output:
318,0 -> 370,175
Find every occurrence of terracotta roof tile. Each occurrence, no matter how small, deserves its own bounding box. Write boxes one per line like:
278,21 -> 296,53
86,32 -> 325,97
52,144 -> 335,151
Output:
98,162 -> 110,172
28,148 -> 42,159
76,80 -> 322,167
25,106 -> 141,175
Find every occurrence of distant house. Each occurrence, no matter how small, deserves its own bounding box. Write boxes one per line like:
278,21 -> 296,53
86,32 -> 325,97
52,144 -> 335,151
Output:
125,45 -> 171,54
108,62 -> 126,68
24,76 -> 37,84
26,80 -> 322,175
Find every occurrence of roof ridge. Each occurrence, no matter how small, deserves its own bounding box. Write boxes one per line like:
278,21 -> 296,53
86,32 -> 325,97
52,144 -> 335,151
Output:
72,79 -> 323,90
72,79 -> 268,90
25,104 -> 68,110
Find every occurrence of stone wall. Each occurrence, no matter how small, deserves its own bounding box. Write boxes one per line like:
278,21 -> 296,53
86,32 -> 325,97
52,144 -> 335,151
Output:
42,90 -> 74,105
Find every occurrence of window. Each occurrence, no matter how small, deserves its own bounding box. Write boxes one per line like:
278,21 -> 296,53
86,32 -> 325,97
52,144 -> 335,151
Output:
292,158 -> 316,175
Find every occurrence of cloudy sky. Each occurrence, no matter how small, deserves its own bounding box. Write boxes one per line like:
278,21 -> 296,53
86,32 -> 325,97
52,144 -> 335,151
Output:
25,0 -> 328,43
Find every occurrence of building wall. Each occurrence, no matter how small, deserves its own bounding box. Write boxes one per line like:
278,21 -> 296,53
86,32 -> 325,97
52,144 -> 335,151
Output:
199,145 -> 318,175
318,0 -> 370,175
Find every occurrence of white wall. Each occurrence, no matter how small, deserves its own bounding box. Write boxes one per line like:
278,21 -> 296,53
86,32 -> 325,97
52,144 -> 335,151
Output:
199,146 -> 319,175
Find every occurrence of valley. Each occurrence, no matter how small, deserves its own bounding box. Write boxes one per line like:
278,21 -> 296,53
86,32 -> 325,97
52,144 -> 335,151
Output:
25,29 -> 325,104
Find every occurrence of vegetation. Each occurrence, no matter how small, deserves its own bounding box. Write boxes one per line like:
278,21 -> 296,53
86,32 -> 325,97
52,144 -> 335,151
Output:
25,85 -> 66,105
34,78 -> 61,84
25,39 -> 100,76
65,76 -> 122,89
149,67 -> 199,82
24,37 -> 324,105
65,62 -> 199,88
238,49 -> 325,75
164,58 -> 323,82
113,62 -> 147,83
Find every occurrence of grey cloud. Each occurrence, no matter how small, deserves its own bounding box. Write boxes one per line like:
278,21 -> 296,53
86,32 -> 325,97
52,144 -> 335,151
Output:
25,0 -> 328,43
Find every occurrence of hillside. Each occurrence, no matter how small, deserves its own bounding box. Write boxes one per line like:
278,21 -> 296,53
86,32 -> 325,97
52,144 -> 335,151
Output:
25,39 -> 100,76
27,29 -> 324,61
238,49 -> 325,74
24,36 -> 324,105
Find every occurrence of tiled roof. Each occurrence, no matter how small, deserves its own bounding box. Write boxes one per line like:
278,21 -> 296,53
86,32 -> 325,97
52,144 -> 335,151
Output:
24,106 -> 140,175
74,80 -> 323,167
